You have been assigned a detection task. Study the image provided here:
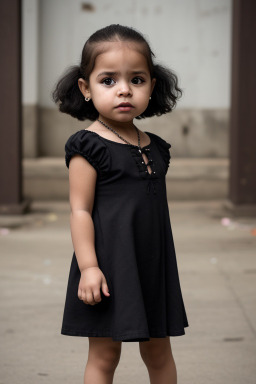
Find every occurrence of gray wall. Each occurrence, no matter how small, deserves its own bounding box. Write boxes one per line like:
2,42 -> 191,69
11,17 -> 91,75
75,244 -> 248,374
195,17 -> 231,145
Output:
22,0 -> 232,158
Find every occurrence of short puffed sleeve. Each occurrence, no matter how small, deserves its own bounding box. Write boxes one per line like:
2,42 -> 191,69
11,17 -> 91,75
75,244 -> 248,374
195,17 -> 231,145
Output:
64,130 -> 111,176
147,132 -> 171,174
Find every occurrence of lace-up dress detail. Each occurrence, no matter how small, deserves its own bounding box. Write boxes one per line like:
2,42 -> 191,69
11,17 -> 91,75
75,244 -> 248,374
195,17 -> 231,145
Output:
130,145 -> 160,194
62,129 -> 189,342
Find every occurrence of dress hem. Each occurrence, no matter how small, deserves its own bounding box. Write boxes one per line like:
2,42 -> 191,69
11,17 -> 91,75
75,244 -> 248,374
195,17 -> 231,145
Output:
61,324 -> 189,341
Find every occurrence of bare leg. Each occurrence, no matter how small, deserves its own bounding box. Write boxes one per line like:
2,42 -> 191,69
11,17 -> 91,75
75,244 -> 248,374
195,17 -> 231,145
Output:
84,337 -> 122,384
139,337 -> 177,384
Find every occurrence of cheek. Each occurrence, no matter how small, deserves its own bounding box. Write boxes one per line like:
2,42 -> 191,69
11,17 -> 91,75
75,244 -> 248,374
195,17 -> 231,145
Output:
137,89 -> 151,105
137,85 -> 151,97
91,88 -> 107,102
91,91 -> 112,112
93,86 -> 113,99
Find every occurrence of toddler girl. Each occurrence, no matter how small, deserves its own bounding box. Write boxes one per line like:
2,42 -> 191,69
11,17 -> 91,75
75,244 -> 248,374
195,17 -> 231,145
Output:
53,23 -> 189,384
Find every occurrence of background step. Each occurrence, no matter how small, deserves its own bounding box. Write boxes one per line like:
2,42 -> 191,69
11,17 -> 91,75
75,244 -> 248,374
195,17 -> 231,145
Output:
23,157 -> 229,201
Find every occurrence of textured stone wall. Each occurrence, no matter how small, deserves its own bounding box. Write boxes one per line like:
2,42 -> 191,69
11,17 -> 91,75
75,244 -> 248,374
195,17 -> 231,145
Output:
22,106 -> 229,158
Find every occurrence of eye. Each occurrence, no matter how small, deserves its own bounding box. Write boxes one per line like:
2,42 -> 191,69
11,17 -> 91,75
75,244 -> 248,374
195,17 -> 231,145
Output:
132,77 -> 145,85
101,77 -> 115,86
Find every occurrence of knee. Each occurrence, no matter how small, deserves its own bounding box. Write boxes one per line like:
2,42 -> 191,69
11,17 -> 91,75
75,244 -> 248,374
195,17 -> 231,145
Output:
140,340 -> 172,370
89,344 -> 121,373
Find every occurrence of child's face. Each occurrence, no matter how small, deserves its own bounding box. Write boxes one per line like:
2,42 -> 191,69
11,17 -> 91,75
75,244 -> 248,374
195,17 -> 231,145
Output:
79,41 -> 156,125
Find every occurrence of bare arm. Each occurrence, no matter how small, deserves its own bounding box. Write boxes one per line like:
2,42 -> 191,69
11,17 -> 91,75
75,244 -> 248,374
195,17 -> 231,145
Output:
69,154 -> 98,271
68,154 -> 110,305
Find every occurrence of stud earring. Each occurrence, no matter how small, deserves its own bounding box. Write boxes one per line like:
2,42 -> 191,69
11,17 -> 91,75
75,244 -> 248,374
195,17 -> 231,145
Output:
85,97 -> 90,102
149,97 -> 151,100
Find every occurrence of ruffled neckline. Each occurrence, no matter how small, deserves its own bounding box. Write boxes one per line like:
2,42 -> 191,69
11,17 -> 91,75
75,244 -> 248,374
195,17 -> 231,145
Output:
84,129 -> 152,150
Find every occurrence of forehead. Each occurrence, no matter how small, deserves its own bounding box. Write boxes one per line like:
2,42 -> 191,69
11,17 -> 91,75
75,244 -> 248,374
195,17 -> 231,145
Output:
92,41 -> 149,72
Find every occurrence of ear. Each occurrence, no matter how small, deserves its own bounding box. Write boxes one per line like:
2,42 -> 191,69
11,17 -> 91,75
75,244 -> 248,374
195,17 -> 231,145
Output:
150,78 -> 156,95
78,78 -> 91,98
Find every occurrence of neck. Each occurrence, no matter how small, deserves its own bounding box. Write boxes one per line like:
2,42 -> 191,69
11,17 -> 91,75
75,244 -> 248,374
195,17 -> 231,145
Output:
97,116 -> 136,133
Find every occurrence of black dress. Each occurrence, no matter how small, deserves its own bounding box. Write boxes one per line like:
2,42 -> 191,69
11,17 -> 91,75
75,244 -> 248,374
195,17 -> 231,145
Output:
61,129 -> 189,342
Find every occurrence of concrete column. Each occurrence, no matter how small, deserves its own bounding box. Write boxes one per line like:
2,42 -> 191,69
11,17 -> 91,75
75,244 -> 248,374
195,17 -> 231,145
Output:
227,0 -> 256,215
0,0 -> 30,213
22,0 -> 39,158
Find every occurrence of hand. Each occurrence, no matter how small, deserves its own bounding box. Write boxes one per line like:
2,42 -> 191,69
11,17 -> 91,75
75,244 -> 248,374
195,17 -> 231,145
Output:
78,267 -> 110,305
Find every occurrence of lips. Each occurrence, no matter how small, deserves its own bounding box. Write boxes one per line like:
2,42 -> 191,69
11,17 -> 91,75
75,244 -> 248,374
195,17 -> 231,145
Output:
116,102 -> 134,108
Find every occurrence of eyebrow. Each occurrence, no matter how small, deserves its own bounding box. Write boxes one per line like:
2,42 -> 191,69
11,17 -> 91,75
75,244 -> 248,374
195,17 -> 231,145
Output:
96,71 -> 148,78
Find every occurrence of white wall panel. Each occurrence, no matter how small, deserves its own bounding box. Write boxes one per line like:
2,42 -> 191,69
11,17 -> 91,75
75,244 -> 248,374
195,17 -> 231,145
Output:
37,0 -> 231,109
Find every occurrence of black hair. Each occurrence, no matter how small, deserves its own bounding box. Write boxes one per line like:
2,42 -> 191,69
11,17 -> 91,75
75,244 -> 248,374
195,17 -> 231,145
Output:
52,24 -> 182,121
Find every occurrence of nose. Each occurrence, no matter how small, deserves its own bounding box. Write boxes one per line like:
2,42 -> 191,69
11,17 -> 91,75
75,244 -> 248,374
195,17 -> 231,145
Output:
117,80 -> 132,97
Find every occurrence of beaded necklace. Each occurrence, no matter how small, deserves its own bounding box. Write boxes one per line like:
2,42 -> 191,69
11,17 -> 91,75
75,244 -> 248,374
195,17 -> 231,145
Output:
97,119 -> 158,192
97,119 -> 143,153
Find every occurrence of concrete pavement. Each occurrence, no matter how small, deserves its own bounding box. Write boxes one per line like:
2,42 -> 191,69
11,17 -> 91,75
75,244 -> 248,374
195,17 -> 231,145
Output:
0,200 -> 256,384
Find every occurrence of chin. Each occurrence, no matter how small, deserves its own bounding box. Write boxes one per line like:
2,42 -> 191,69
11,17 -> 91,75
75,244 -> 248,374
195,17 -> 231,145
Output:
113,114 -> 135,122
99,111 -> 139,123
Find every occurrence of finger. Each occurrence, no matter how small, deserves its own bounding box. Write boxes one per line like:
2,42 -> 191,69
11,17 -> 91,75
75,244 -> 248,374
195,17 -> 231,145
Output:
93,290 -> 102,303
102,281 -> 110,296
80,290 -> 88,304
85,290 -> 95,306
78,288 -> 83,301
